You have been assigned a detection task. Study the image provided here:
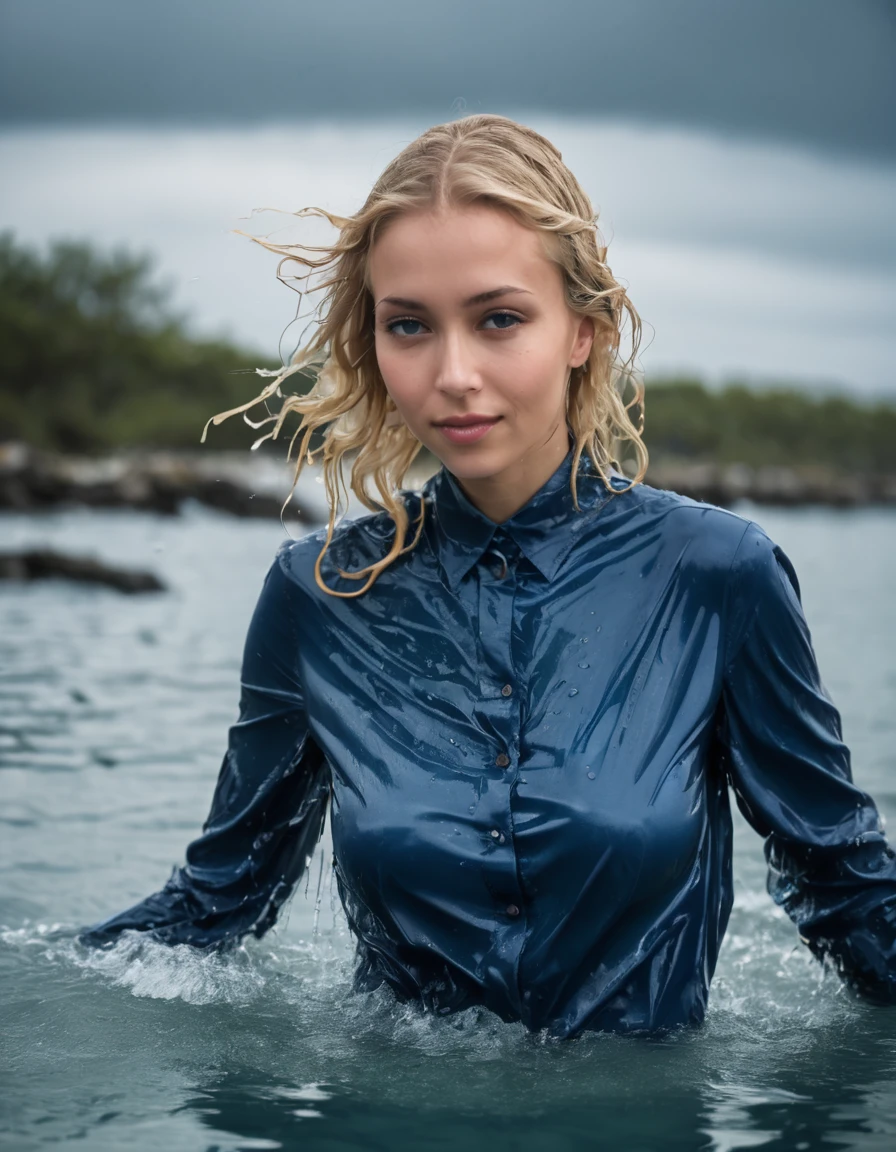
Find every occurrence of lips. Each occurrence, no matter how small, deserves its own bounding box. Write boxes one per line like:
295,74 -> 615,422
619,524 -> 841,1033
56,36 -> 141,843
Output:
434,415 -> 501,427
434,416 -> 502,445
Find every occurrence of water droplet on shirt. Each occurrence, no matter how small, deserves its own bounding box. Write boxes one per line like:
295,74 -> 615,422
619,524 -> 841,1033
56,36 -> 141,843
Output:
587,771 -> 596,780
568,688 -> 578,697
580,636 -> 589,644
577,661 -> 590,669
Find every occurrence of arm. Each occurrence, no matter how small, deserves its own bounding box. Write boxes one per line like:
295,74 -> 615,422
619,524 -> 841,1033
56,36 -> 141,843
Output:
718,521 -> 896,1003
77,543 -> 329,951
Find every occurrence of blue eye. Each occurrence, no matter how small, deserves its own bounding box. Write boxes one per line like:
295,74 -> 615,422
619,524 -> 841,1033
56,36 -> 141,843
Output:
385,311 -> 522,337
482,312 -> 522,330
385,317 -> 425,337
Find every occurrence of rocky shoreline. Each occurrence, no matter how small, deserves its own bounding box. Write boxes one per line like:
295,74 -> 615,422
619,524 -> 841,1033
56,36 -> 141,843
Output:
1,443 -> 894,517
2,446 -> 892,591
642,459 -> 896,508
0,443 -> 325,522
0,547 -> 166,593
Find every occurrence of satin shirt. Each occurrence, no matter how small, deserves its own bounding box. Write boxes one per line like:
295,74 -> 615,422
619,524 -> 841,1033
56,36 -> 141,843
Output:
79,445 -> 896,1036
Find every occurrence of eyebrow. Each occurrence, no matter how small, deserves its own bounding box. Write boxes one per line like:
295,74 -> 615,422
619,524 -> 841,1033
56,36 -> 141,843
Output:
374,285 -> 533,311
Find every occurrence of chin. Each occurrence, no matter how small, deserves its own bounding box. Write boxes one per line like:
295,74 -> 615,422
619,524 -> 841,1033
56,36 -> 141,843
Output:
428,445 -> 508,480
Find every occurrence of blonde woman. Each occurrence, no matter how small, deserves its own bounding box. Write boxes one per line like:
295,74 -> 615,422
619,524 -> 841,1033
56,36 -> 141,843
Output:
79,115 -> 896,1037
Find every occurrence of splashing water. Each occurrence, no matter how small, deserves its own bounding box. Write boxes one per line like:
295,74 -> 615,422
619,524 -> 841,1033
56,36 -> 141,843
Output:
2,503 -> 896,1150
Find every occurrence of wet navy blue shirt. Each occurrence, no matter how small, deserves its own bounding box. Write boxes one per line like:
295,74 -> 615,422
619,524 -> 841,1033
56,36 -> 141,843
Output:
80,445 -> 896,1036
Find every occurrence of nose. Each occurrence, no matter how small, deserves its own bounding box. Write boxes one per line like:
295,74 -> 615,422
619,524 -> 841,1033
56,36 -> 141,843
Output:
434,326 -> 482,397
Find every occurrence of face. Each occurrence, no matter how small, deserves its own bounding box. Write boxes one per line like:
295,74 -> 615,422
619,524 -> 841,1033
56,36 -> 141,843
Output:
368,203 -> 594,518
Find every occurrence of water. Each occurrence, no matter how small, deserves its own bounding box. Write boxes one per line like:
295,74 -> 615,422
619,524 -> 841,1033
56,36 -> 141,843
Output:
2,500 -> 895,1150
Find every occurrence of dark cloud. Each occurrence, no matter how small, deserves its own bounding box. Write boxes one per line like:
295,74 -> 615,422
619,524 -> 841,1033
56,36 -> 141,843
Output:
1,0 -> 894,161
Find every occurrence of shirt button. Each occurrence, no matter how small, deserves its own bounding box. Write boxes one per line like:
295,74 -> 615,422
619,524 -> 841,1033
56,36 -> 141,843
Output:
490,828 -> 501,839
501,684 -> 513,697
495,753 -> 510,768
489,550 -> 509,579
505,904 -> 520,917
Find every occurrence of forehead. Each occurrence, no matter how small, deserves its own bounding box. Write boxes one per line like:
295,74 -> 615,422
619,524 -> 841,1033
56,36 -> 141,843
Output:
368,203 -> 561,296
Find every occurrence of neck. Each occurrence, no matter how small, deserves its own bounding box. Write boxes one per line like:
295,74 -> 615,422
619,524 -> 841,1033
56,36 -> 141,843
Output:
454,422 -> 572,524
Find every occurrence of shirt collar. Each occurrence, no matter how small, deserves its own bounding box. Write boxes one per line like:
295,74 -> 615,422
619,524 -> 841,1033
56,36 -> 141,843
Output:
424,440 -> 627,590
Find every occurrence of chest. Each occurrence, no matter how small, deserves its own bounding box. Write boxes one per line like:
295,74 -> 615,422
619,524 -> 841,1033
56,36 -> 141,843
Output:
297,551 -> 726,803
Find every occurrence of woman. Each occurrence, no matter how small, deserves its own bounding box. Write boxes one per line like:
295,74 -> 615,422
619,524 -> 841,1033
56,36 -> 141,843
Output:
79,114 -> 896,1038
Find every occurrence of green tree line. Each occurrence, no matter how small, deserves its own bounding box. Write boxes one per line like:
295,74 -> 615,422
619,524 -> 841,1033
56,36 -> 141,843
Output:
0,232 -> 306,453
635,379 -> 896,472
1,232 -> 894,471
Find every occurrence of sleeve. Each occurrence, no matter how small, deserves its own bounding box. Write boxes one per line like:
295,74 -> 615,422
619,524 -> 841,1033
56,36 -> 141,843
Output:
717,520 -> 896,1004
77,542 -> 330,951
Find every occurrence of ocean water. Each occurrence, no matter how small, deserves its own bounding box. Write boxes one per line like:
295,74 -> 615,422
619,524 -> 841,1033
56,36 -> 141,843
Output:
1,497 -> 895,1151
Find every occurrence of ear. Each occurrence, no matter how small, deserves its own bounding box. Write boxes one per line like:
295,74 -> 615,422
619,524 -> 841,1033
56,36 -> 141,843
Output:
569,314 -> 595,368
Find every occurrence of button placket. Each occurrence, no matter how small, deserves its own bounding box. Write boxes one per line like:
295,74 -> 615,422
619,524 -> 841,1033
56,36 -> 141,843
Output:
477,534 -> 520,765
474,528 -> 526,950
488,534 -> 520,773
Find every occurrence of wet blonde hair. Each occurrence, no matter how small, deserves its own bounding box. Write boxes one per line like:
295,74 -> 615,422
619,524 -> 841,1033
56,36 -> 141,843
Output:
202,113 -> 647,597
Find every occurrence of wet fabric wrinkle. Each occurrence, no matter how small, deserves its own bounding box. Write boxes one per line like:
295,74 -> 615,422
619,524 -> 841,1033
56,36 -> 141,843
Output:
79,444 -> 896,1035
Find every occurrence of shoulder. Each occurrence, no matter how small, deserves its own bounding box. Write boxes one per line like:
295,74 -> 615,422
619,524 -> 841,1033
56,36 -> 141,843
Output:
633,480 -> 801,596
723,516 -> 805,659
274,491 -> 426,598
607,481 -> 804,654
598,477 -> 759,570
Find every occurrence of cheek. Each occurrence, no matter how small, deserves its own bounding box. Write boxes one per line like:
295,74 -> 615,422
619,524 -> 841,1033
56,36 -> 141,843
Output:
375,345 -> 426,422
375,340 -> 408,396
504,351 -> 568,413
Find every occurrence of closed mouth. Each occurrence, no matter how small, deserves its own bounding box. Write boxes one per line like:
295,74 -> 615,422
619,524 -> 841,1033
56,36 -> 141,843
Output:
435,416 -> 501,428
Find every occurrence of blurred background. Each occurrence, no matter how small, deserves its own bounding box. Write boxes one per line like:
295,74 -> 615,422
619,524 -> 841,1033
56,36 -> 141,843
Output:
3,6 -> 896,1152
1,0 -> 895,500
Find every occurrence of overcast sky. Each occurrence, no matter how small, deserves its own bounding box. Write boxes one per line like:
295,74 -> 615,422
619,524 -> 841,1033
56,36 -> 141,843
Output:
2,2 -> 895,394
1,0 -> 895,161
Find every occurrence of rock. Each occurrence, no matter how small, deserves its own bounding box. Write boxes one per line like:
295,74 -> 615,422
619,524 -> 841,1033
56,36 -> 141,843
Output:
0,443 -> 319,521
0,549 -> 166,593
643,460 -> 895,507
177,475 -> 288,519
2,442 -> 894,513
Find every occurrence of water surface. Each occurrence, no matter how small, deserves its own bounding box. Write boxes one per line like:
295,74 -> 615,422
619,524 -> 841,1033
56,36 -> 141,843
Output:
2,501 -> 895,1150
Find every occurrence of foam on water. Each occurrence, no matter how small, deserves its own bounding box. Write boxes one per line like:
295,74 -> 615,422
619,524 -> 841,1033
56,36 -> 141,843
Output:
2,504 -> 895,1149
0,895 -> 854,1057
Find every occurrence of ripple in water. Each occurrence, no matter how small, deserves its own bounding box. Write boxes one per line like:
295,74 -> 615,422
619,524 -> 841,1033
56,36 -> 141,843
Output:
2,505 -> 895,1150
